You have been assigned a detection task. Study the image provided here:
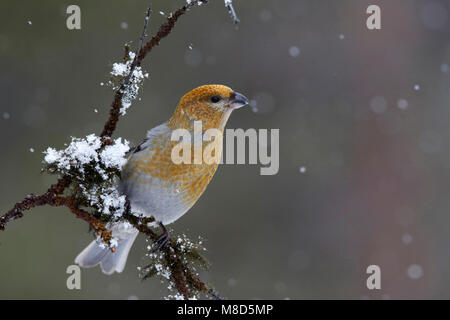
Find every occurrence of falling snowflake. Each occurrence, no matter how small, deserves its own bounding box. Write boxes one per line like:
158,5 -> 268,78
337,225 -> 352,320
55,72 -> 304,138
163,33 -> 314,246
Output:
289,46 -> 300,57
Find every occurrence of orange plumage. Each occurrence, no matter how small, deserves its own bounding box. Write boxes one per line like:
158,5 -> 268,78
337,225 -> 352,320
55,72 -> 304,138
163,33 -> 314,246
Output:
129,85 -> 241,210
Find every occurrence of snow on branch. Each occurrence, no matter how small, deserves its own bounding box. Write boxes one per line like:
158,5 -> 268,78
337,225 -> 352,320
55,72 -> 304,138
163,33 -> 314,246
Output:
0,0 -> 234,300
224,0 -> 240,24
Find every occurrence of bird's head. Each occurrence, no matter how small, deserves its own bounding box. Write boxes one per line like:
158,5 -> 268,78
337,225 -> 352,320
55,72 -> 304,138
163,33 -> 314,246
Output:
169,84 -> 249,130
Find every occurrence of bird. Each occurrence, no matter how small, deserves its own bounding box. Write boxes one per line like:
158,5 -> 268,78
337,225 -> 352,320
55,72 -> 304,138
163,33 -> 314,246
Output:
75,84 -> 249,274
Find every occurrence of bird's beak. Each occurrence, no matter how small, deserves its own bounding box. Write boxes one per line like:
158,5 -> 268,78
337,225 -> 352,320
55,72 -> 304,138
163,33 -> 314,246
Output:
229,91 -> 249,109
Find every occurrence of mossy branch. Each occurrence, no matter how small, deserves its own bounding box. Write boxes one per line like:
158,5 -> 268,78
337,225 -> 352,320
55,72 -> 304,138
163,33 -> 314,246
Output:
0,0 -> 223,300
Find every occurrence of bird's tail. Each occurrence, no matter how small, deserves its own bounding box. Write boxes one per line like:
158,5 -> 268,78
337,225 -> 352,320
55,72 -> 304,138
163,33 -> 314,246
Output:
75,222 -> 138,275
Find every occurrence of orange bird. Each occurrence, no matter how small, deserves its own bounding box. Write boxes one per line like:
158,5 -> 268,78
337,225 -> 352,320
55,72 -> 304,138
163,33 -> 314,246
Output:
75,84 -> 249,274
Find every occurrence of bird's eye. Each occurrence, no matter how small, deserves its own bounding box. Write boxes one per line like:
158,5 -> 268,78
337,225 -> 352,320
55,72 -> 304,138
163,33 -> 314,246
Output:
210,96 -> 221,103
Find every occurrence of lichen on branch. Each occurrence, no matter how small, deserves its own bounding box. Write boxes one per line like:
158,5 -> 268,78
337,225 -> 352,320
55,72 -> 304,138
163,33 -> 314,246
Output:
0,0 -> 241,300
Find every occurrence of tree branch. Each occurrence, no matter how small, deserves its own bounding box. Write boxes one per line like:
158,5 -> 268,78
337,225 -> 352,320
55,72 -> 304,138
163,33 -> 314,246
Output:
225,0 -> 240,24
1,0 -> 225,300
101,0 -> 209,139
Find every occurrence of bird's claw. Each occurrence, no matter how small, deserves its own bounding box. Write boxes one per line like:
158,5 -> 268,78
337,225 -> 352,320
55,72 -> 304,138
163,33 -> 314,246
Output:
151,222 -> 170,252
153,233 -> 170,252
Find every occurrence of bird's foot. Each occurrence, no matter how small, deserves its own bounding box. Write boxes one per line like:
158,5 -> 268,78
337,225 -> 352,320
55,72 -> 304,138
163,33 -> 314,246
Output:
152,222 -> 170,252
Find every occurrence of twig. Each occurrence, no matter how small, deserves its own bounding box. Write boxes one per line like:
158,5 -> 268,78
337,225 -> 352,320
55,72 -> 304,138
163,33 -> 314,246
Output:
137,1 -> 207,63
52,196 -> 111,241
123,6 -> 152,88
101,0 -> 207,139
225,0 -> 240,24
100,6 -> 153,139
0,193 -> 53,230
0,177 -> 69,230
1,0 -> 222,300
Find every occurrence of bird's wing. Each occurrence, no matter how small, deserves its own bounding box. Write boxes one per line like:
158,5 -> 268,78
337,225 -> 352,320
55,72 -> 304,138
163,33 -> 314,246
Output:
126,122 -> 171,156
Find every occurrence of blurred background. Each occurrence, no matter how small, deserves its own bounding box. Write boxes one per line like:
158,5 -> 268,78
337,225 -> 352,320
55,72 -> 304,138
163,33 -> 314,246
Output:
1,0 -> 450,299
